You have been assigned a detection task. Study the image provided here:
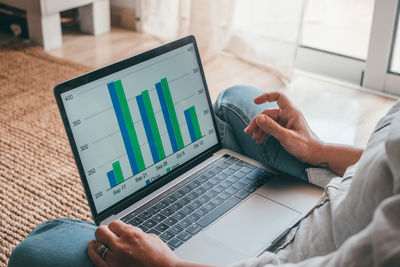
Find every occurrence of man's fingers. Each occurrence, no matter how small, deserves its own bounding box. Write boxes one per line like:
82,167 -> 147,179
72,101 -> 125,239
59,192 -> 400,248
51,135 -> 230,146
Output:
261,109 -> 279,121
95,225 -> 119,249
255,114 -> 288,142
244,109 -> 279,135
108,220 -> 128,237
88,240 -> 108,267
254,92 -> 291,110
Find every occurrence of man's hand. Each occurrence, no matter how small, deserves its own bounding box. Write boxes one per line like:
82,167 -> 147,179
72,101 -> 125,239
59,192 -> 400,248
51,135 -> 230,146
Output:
88,220 -> 179,267
244,91 -> 363,176
244,92 -> 322,165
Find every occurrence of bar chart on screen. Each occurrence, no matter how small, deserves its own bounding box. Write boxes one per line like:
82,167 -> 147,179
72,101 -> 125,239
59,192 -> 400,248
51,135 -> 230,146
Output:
62,43 -> 218,212
105,77 -> 204,190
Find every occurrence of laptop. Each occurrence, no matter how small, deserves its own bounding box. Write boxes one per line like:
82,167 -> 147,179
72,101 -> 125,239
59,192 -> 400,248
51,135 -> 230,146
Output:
54,35 -> 322,266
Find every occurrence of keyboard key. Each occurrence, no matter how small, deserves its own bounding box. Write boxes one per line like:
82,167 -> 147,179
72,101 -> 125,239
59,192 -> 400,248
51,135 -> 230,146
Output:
197,195 -> 210,204
172,211 -> 186,220
222,169 -> 235,175
122,212 -> 136,222
213,166 -> 224,173
229,164 -> 241,171
147,228 -> 160,235
194,186 -> 206,195
170,202 -> 183,211
160,208 -> 174,217
233,171 -> 247,178
244,184 -> 257,193
236,190 -> 251,199
241,167 -> 253,173
218,162 -> 229,169
172,190 -> 185,198
196,175 -> 207,183
138,211 -> 152,220
225,187 -> 239,195
186,224 -> 202,235
147,206 -> 161,214
160,231 -> 174,241
217,172 -> 230,180
189,180 -> 201,188
237,161 -> 257,170
211,196 -> 224,206
203,182 -> 214,190
218,191 -> 231,200
165,196 -> 177,204
181,184 -> 193,193
128,217 -> 143,226
181,206 -> 194,215
247,168 -> 264,180
186,191 -> 199,200
239,177 -> 252,185
232,182 -> 246,190
209,177 -> 221,185
155,223 -> 169,232
177,231 -> 192,241
164,217 -> 178,226
143,219 -> 157,228
205,189 -> 218,198
178,219 -> 191,228
187,213 -> 201,222
203,172 -> 214,178
169,225 -> 184,235
227,176 -> 240,183
203,202 -> 217,211
137,224 -> 148,232
177,197 -> 190,206
156,200 -> 169,209
168,238 -> 183,249
152,214 -> 166,223
225,157 -> 238,165
213,185 -> 225,193
220,180 -> 232,188
194,208 -> 208,217
189,200 -> 202,209
197,197 -> 241,227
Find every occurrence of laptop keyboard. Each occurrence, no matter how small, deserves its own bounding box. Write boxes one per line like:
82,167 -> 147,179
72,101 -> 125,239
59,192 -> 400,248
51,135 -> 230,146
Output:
121,155 -> 273,250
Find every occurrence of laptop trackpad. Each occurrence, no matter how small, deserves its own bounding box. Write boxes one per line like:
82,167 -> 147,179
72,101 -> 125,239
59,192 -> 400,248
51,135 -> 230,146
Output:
204,194 -> 301,256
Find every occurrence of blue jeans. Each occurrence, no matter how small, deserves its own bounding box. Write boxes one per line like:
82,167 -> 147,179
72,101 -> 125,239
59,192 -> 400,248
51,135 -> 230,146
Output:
8,85 -> 309,267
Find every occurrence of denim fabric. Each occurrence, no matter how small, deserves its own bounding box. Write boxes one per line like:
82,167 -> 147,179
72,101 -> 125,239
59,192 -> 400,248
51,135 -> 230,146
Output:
8,218 -> 96,267
9,85 -> 309,267
213,85 -> 310,181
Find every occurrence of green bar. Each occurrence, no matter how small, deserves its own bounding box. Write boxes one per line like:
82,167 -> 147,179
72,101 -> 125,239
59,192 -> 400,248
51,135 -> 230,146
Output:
167,167 -> 171,173
112,161 -> 124,184
114,80 -> 146,171
189,106 -> 202,140
142,90 -> 166,160
161,78 -> 184,149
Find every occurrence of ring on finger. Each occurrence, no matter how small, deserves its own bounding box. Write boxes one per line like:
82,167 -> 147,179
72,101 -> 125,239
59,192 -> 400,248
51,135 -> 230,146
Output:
98,243 -> 109,260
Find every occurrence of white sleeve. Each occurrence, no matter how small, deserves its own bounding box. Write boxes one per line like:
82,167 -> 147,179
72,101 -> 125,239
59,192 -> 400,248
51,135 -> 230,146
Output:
229,194 -> 400,267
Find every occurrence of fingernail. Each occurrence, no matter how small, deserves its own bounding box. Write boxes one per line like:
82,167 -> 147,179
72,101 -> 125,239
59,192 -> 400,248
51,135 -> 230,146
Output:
257,116 -> 265,124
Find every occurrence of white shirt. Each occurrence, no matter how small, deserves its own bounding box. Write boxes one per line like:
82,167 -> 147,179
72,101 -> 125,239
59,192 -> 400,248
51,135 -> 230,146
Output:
230,101 -> 400,267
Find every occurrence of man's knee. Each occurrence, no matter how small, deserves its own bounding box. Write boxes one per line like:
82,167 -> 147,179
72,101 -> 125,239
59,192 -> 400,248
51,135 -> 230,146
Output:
217,85 -> 264,107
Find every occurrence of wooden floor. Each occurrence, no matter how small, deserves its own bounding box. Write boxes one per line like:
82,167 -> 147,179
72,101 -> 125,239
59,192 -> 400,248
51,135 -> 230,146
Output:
47,27 -> 396,148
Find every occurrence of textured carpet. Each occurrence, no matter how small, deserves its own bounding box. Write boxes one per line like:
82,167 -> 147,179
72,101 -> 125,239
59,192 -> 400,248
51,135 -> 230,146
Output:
0,40 -> 93,266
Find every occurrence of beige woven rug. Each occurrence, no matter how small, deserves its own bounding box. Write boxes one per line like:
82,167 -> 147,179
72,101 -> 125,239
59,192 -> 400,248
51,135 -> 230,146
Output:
0,40 -> 94,266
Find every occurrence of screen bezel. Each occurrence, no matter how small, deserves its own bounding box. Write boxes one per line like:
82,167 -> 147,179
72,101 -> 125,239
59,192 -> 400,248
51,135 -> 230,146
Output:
54,35 -> 222,224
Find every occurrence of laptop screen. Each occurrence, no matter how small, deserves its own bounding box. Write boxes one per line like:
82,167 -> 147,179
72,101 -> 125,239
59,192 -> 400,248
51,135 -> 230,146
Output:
60,42 -> 218,213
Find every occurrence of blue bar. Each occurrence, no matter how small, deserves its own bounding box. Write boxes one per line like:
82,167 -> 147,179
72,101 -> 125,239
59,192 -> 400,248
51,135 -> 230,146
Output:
156,82 -> 178,152
184,108 -> 197,142
146,179 -> 151,185
136,94 -> 160,163
107,82 -> 140,175
107,170 -> 118,188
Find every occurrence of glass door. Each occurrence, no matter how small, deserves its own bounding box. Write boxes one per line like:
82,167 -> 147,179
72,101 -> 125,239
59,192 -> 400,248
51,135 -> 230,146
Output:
296,0 -> 400,96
